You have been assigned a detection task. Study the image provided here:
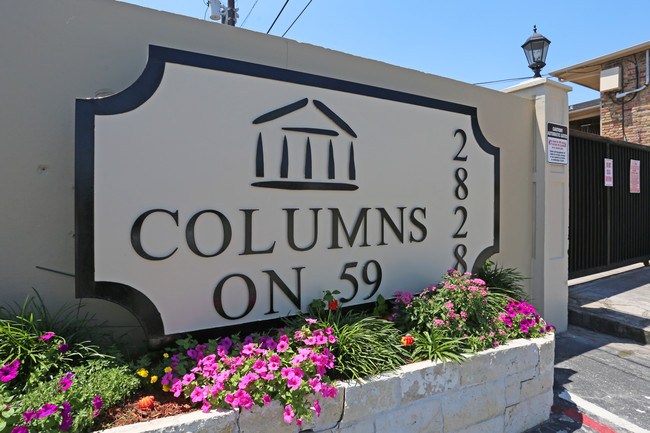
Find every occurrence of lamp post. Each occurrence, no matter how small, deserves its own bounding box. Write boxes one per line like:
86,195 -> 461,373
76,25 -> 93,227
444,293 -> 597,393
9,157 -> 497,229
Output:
522,26 -> 551,78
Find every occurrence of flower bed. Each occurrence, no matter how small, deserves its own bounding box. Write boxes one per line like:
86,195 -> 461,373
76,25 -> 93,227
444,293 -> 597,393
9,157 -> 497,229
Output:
95,333 -> 554,433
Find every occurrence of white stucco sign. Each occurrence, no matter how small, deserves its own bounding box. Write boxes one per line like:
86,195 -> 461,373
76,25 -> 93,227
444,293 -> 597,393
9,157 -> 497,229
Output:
75,46 -> 499,337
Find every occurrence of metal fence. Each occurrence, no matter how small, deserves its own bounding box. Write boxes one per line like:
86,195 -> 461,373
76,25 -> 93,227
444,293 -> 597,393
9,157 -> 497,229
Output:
569,130 -> 650,278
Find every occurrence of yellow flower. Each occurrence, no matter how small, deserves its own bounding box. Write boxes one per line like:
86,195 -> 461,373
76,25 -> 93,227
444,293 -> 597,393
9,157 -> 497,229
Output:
150,375 -> 158,384
163,353 -> 169,358
164,366 -> 172,373
162,385 -> 170,392
137,368 -> 149,378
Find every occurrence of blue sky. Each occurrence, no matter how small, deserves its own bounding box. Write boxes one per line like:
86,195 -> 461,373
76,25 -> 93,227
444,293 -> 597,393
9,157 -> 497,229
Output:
118,0 -> 649,105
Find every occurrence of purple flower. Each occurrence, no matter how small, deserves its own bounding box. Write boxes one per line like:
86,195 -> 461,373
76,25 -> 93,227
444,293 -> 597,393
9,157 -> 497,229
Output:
11,427 -> 29,433
35,403 -> 59,419
38,332 -> 55,341
60,402 -> 71,417
59,414 -> 72,431
57,377 -> 73,393
58,343 -> 69,354
22,410 -> 36,423
93,395 -> 102,417
0,360 -> 20,382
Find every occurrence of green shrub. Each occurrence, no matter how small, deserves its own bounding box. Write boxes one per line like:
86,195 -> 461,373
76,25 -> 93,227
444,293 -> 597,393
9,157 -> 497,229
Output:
392,271 -> 511,353
476,260 -> 528,301
7,359 -> 139,433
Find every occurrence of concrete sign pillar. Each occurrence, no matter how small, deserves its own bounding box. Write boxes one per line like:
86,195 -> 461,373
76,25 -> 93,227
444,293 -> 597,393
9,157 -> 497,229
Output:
504,78 -> 572,332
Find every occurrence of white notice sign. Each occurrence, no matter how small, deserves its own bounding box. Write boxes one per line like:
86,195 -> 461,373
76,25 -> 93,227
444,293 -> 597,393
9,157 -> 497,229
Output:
630,159 -> 640,193
547,122 -> 568,165
604,158 -> 613,187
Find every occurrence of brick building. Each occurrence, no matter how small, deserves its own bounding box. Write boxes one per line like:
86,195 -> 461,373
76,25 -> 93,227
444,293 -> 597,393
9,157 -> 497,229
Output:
551,41 -> 650,145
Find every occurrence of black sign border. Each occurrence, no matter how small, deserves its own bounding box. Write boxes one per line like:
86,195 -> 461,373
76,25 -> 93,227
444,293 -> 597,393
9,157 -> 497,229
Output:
75,45 -> 500,339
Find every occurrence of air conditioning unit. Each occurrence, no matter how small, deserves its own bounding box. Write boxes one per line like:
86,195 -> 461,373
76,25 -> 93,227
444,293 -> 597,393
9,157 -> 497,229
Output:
600,66 -> 621,92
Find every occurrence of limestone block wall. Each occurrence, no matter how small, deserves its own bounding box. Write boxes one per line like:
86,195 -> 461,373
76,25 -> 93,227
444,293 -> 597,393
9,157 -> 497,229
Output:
97,334 -> 554,433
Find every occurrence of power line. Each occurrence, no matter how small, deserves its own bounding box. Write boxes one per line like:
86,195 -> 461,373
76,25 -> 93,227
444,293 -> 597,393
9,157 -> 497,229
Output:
473,75 -> 549,85
267,0 -> 290,34
281,0 -> 313,37
240,0 -> 259,28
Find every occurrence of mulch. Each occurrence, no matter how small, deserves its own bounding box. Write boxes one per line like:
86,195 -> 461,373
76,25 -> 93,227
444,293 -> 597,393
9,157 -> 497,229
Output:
93,388 -> 197,430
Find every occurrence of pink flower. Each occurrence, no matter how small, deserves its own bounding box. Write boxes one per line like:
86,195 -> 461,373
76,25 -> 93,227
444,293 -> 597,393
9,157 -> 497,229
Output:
268,354 -> 281,371
11,427 -> 28,433
191,386 -> 205,402
235,390 -> 254,410
313,400 -> 321,417
201,400 -> 211,413
260,371 -> 275,381
263,394 -> 271,405
309,377 -> 322,393
253,359 -> 267,374
305,318 -> 317,325
494,341 -> 500,347
38,332 -> 55,341
171,379 -> 183,397
0,360 -> 20,382
224,393 -> 237,408
321,385 -> 338,398
238,372 -> 259,389
287,375 -> 301,390
283,405 -> 295,423
241,343 -> 256,357
277,340 -> 289,352
182,373 -> 195,385
296,418 -> 303,426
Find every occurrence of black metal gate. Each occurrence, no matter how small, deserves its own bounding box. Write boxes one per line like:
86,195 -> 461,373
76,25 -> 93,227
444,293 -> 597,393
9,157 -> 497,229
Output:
569,130 -> 650,278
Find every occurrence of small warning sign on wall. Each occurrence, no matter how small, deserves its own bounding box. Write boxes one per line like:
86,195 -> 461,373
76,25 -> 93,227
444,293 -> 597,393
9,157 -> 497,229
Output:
547,122 -> 568,165
604,158 -> 613,187
630,159 -> 640,193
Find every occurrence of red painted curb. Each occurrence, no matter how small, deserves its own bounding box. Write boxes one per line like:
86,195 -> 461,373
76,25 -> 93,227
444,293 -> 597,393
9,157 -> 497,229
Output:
561,407 -> 619,433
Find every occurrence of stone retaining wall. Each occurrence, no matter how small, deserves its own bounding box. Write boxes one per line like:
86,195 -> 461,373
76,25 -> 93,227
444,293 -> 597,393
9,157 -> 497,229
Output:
97,334 -> 554,433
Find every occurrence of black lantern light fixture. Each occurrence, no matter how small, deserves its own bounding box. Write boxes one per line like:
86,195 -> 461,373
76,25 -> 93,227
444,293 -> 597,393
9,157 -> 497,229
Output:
522,26 -> 551,78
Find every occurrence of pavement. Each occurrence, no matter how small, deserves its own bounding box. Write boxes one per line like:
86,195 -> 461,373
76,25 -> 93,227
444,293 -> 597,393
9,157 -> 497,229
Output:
525,264 -> 650,433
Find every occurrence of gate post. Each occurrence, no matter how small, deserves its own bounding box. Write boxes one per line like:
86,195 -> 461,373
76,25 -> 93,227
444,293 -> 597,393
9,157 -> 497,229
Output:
504,78 -> 571,332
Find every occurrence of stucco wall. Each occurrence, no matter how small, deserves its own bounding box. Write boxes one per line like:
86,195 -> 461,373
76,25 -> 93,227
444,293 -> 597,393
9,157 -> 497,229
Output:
0,0 -> 534,344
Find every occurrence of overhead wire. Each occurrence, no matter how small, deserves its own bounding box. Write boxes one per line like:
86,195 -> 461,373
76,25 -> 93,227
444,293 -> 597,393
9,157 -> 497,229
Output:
240,0 -> 259,28
267,0 -> 290,34
473,75 -> 549,85
281,0 -> 313,37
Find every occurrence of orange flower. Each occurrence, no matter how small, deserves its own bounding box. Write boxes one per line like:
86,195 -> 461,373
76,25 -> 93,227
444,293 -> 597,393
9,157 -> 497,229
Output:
401,335 -> 414,346
138,396 -> 155,410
